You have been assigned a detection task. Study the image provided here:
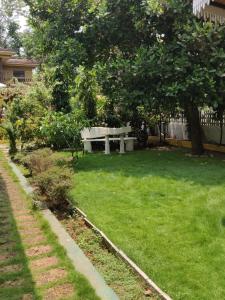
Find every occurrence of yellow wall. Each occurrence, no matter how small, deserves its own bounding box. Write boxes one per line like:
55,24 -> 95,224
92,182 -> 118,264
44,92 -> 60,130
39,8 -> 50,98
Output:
3,66 -> 34,82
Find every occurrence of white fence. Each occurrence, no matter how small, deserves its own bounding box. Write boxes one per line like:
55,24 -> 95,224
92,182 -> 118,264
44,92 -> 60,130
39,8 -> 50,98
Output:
167,113 -> 225,145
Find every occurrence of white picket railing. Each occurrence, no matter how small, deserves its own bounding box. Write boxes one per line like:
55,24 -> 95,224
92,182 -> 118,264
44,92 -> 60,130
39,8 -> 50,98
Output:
193,0 -> 211,15
167,112 -> 225,144
193,0 -> 225,23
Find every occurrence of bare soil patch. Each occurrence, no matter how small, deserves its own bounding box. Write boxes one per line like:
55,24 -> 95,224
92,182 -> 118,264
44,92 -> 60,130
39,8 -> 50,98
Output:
18,221 -> 39,229
43,283 -> 74,300
35,268 -> 67,286
11,204 -> 27,211
30,256 -> 58,270
151,146 -> 172,152
0,252 -> 16,261
26,245 -> 52,258
21,294 -> 34,300
17,215 -> 35,223
20,227 -> 42,237
0,278 -> 24,288
0,264 -> 22,274
0,242 -> 15,252
23,235 -> 46,247
14,210 -> 29,217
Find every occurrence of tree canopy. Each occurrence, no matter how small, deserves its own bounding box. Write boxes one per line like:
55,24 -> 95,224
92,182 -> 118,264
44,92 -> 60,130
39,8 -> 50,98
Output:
0,0 -> 24,54
20,0 -> 225,153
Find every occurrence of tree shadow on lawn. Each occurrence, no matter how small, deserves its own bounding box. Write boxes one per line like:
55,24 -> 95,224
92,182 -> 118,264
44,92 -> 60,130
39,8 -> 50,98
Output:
74,148 -> 225,187
0,176 -> 37,300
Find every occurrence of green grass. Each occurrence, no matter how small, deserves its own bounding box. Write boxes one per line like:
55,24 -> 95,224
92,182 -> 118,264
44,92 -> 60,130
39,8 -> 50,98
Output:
69,149 -> 225,300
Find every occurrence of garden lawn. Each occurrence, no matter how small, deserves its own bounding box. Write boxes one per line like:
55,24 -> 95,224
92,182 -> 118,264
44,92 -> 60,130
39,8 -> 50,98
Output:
70,149 -> 225,300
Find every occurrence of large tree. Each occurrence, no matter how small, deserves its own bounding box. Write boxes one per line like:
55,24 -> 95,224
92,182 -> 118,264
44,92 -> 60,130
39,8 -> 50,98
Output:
84,0 -> 225,154
23,0 -> 94,111
0,0 -> 24,54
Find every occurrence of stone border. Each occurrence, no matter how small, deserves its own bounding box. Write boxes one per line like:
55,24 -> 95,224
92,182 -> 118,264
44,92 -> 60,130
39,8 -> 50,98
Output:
4,148 -> 172,300
166,138 -> 225,153
2,152 -> 118,300
148,136 -> 225,154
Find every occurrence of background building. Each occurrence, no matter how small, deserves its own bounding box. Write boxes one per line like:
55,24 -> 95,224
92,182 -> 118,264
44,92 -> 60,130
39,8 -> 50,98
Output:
0,48 -> 38,84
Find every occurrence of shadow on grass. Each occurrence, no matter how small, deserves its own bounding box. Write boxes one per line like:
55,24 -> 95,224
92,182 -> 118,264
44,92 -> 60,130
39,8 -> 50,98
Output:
73,149 -> 225,187
0,175 -> 38,300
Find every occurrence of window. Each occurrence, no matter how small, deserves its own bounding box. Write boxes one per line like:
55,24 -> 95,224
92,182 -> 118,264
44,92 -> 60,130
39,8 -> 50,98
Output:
13,70 -> 25,81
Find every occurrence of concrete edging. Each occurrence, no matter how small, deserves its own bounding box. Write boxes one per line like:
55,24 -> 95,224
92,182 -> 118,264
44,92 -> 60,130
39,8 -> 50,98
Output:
4,154 -> 119,300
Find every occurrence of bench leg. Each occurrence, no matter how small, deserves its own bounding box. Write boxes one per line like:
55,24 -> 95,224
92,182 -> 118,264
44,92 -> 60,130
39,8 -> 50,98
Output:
105,136 -> 110,155
126,140 -> 134,151
120,135 -> 125,154
84,141 -> 92,153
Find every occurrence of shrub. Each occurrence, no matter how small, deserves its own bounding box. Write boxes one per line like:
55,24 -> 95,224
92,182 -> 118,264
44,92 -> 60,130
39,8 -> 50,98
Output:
34,166 -> 72,208
40,110 -> 88,161
0,127 -> 7,140
24,148 -> 53,175
12,152 -> 26,164
2,80 -> 51,151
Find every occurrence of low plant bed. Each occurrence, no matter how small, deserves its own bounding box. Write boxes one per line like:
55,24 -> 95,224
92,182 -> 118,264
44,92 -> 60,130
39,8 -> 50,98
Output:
56,211 -> 159,300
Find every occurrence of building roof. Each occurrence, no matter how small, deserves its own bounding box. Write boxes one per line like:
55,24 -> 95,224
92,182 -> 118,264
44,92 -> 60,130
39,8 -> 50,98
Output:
4,58 -> 39,68
0,48 -> 38,68
0,47 -> 13,51
0,48 -> 15,57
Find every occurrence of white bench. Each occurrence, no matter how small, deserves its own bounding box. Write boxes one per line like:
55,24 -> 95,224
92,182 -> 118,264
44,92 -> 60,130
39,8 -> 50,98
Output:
81,127 -> 136,154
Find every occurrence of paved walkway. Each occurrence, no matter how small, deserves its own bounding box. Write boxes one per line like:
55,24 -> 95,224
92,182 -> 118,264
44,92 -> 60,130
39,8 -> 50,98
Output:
0,158 -> 76,299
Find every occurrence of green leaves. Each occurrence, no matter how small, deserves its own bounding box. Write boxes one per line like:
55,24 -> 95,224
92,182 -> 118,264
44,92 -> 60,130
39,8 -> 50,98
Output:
40,110 -> 88,151
71,66 -> 97,121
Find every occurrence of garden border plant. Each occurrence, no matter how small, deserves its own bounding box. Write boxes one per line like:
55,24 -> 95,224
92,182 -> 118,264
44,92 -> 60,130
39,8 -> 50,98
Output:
13,148 -> 74,211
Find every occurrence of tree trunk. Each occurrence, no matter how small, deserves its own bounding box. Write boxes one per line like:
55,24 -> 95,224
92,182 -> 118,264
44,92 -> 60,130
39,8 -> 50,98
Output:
159,114 -> 162,144
184,102 -> 204,155
8,130 -> 17,155
220,120 -> 223,145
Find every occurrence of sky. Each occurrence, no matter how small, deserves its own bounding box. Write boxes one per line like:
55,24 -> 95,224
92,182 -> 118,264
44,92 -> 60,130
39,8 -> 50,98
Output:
18,14 -> 27,32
